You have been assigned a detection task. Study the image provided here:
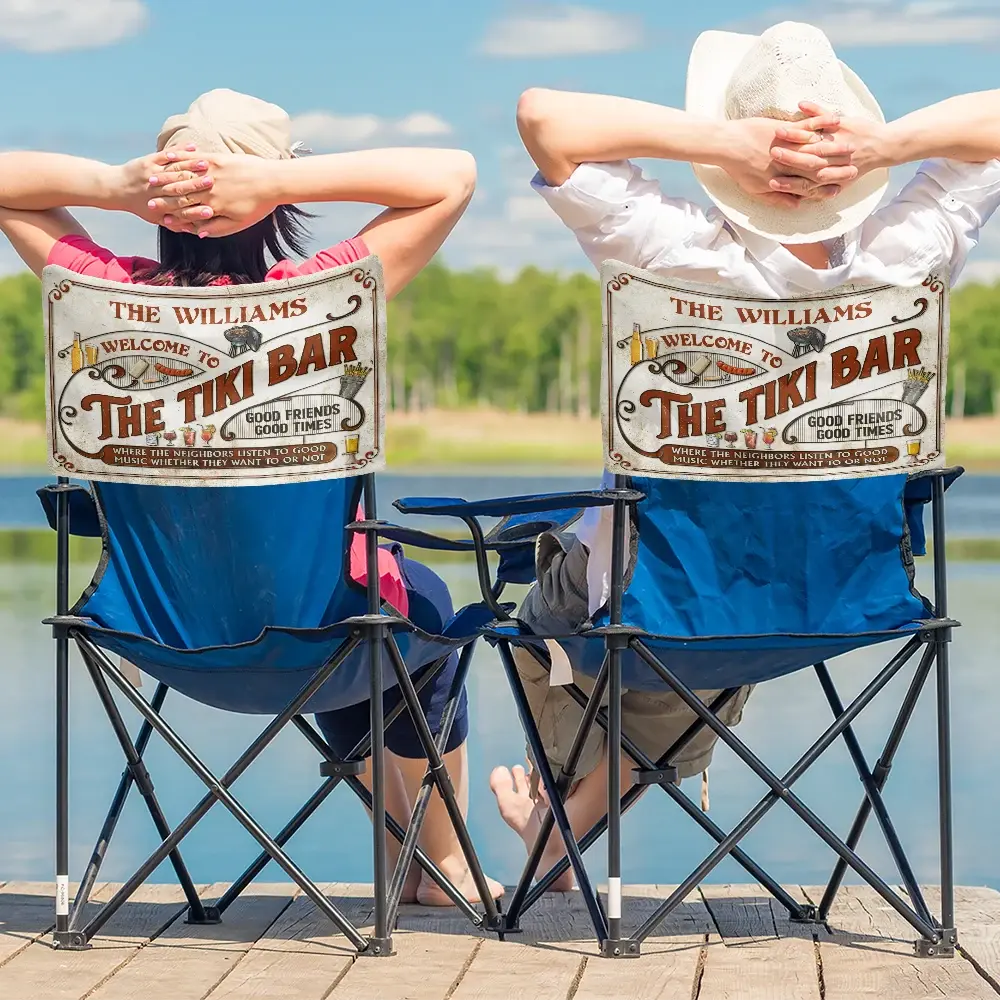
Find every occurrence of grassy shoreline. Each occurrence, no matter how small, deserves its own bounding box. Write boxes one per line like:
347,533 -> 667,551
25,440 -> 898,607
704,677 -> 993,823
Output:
3,411 -> 1000,474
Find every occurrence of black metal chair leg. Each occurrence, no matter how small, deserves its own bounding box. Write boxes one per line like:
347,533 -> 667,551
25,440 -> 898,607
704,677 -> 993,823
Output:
53,477 -> 72,946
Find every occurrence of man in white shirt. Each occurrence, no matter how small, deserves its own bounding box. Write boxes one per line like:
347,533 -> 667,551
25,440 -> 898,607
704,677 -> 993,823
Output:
490,21 -> 1000,888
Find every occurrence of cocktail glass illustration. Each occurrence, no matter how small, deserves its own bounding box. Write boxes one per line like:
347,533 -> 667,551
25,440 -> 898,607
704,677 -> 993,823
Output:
724,431 -> 738,449
162,429 -> 177,447
344,434 -> 360,465
907,439 -> 922,465
644,337 -> 659,361
742,428 -> 758,450
763,427 -> 778,449
180,425 -> 197,448
200,424 -> 216,447
706,432 -> 721,448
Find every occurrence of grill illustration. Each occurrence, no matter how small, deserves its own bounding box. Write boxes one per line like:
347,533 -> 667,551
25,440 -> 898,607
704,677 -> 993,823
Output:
787,326 -> 826,357
223,325 -> 263,358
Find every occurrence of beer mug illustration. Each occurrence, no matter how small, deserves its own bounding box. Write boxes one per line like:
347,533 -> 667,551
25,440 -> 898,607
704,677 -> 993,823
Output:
644,337 -> 659,361
85,344 -> 99,367
344,434 -> 361,465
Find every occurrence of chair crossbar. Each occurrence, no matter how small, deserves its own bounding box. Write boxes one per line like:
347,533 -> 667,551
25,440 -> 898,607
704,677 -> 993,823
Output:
71,667 -> 209,931
72,630 -> 369,950
814,659 -> 934,927
817,642 -> 937,919
513,667 -> 804,922
215,653 -> 454,916
383,634 -> 503,930
628,636 -> 939,945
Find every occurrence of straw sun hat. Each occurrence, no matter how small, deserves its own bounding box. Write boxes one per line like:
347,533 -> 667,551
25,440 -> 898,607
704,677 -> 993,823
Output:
156,88 -> 307,160
686,21 -> 889,244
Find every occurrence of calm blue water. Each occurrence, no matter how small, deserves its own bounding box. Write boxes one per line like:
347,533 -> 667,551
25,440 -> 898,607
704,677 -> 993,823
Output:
1,472 -> 998,894
2,471 -> 999,534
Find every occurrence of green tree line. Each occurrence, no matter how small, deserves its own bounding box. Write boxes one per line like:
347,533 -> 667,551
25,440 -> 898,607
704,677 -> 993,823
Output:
0,264 -> 998,419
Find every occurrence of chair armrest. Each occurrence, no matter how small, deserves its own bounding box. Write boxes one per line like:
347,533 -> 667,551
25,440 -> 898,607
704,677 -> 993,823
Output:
392,488 -> 645,520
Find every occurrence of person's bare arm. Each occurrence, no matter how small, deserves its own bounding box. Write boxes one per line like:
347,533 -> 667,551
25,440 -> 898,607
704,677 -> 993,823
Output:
514,87 -> 857,206
148,148 -> 478,299
0,208 -> 89,276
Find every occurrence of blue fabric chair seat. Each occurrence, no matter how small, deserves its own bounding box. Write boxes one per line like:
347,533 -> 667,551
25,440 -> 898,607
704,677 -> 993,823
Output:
486,473 -> 944,690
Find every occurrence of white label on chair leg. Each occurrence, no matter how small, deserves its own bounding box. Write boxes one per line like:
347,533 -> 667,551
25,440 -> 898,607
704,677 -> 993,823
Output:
544,640 -> 574,687
608,877 -> 622,919
56,876 -> 69,915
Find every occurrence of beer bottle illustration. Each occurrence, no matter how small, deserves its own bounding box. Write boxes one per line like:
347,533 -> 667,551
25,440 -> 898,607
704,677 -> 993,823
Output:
70,332 -> 84,373
630,323 -> 642,365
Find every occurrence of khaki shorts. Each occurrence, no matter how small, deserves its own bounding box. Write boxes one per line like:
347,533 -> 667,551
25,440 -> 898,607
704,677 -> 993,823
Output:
513,528 -> 752,788
512,644 -> 751,788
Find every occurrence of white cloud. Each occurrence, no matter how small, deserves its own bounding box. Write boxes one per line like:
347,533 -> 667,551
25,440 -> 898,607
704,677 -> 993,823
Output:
480,4 -> 645,58
291,110 -> 454,150
505,194 -> 563,225
742,1 -> 1000,46
395,112 -> 453,137
0,0 -> 147,53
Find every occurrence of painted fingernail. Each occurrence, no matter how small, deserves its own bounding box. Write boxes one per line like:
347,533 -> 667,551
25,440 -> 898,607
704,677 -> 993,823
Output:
164,215 -> 174,224
148,176 -> 158,185
202,177 -> 213,187
197,160 -> 208,169
147,199 -> 158,210
201,207 -> 212,218
166,152 -> 178,161
199,231 -> 208,239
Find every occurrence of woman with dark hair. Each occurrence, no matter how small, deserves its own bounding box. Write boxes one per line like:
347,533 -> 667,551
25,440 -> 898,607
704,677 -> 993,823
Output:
0,88 -> 501,906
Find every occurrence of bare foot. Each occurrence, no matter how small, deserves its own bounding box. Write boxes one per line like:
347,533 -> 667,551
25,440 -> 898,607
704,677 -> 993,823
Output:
490,765 -> 575,892
415,865 -> 505,907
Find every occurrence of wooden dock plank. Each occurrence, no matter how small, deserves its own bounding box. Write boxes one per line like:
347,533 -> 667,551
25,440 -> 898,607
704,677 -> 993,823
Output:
699,885 -> 820,1000
574,886 -> 708,1000
88,883 -> 295,1000
0,882 -> 61,967
920,885 -> 1000,992
203,883 -> 369,1000
0,883 -> 191,1000
814,884 -> 999,999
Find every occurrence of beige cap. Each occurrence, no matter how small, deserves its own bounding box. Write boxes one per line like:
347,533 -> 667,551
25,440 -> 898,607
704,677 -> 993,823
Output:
686,21 -> 890,244
157,88 -> 294,159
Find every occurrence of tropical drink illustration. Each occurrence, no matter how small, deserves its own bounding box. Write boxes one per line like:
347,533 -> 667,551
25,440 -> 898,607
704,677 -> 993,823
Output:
742,428 -> 758,450
763,427 -> 778,449
180,425 -> 197,448
200,424 -> 216,446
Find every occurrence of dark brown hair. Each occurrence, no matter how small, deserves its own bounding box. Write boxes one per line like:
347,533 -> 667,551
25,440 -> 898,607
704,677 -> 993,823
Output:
135,205 -> 313,286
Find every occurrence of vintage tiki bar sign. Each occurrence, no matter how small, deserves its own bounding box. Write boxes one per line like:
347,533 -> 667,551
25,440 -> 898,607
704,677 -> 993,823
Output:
43,258 -> 386,485
602,261 -> 948,481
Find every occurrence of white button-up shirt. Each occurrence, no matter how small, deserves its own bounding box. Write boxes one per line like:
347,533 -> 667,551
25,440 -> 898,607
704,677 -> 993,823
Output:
532,157 -> 1000,614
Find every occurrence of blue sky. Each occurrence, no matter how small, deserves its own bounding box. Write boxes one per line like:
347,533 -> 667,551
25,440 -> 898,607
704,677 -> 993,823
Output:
2,0 -> 1000,278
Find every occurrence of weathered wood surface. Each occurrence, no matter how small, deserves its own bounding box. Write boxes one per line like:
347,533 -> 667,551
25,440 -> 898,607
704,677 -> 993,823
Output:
0,883 -> 998,999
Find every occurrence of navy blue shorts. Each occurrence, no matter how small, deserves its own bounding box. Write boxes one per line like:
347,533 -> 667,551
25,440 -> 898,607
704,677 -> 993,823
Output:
314,548 -> 469,760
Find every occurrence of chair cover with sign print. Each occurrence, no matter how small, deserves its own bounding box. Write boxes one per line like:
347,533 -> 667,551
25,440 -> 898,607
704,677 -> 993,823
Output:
394,262 -> 963,959
35,257 -> 570,955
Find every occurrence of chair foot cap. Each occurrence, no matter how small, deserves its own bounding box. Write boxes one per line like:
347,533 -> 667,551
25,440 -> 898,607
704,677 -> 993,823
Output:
361,936 -> 394,957
186,905 -> 222,925
915,930 -> 956,958
789,904 -> 822,924
600,938 -> 640,958
52,930 -> 89,950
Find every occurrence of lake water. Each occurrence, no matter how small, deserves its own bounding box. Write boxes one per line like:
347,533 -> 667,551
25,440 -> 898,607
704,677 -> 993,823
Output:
1,472 -> 999,894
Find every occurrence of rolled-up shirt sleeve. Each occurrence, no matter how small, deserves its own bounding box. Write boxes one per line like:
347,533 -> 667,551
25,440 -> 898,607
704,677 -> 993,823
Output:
865,158 -> 1000,281
531,160 -> 714,271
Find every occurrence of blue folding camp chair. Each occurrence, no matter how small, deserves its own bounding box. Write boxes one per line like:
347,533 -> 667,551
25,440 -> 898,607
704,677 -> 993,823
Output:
396,469 -> 961,958
394,256 -> 962,962
36,266 -> 578,956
